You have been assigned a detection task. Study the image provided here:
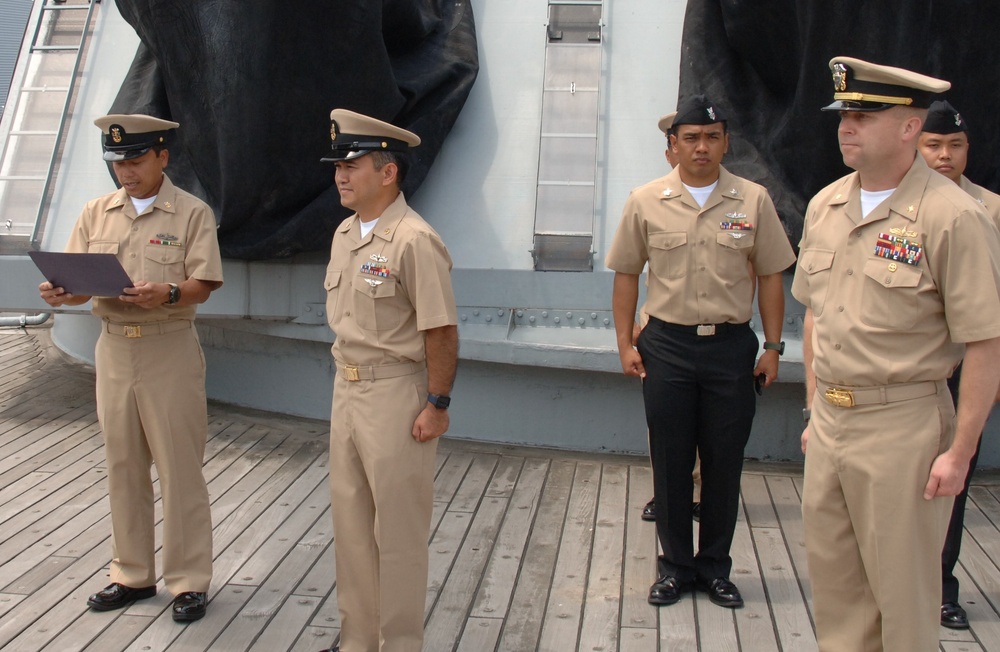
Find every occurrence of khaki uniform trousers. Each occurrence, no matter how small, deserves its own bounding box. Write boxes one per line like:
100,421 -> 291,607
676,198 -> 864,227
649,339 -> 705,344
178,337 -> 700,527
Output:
95,322 -> 213,594
329,368 -> 436,652
803,381 -> 954,652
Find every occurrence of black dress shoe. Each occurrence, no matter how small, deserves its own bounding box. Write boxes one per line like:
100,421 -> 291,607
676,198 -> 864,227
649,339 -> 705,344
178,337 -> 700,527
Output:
172,591 -> 208,622
692,502 -> 701,522
697,577 -> 744,608
642,499 -> 656,521
941,601 -> 969,629
648,575 -> 689,606
87,583 -> 156,611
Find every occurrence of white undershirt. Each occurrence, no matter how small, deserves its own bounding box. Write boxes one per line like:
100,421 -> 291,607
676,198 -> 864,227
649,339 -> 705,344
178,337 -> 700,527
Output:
359,218 -> 378,239
683,180 -> 718,209
131,195 -> 157,215
860,188 -> 895,220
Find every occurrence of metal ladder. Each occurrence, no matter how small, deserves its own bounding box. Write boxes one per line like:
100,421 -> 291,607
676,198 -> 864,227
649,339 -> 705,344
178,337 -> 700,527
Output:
0,0 -> 99,252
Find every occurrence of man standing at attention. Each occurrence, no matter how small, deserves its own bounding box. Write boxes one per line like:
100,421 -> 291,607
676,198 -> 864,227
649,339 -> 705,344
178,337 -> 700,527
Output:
318,109 -> 458,652
39,114 -> 222,622
607,96 -> 795,609
917,99 -> 1000,630
795,58 -> 1000,651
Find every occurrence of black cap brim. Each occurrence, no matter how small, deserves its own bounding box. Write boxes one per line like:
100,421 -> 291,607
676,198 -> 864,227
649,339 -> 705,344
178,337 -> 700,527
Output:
102,147 -> 153,162
821,100 -> 895,112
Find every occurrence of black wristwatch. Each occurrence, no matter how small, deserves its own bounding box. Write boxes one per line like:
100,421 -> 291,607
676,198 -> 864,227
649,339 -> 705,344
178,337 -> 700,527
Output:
763,340 -> 785,355
427,393 -> 451,410
167,283 -> 181,305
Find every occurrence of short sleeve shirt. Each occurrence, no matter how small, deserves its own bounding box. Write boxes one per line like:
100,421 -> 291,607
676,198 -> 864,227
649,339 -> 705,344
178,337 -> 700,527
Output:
325,193 -> 458,366
64,174 -> 223,323
959,176 -> 1000,233
791,156 -> 1000,386
605,165 -> 796,324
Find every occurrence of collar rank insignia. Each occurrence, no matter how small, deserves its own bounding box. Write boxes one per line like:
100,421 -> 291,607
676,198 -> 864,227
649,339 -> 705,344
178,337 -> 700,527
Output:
662,188 -> 673,197
875,233 -> 923,266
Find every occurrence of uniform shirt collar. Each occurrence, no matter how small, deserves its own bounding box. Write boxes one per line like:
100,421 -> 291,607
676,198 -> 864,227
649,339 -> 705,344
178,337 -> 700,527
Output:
336,192 -> 408,240
659,164 -> 743,211
108,173 -> 179,217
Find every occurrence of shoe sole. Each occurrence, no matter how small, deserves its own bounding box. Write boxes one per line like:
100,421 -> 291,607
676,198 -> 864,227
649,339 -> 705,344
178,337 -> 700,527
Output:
641,514 -> 656,522
648,593 -> 681,606
86,589 -> 156,611
706,595 -> 744,609
940,620 -> 969,630
172,610 -> 206,623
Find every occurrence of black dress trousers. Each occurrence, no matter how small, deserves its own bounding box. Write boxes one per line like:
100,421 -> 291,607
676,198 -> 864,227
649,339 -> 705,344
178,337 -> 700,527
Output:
637,317 -> 758,582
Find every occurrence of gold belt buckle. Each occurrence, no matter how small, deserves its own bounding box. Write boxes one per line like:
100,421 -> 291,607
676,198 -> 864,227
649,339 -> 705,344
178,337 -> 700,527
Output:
344,365 -> 360,382
696,324 -> 716,336
824,387 -> 855,408
124,325 -> 141,338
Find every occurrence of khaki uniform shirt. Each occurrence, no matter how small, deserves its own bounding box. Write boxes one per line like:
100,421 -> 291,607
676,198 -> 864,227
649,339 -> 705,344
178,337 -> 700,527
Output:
606,165 -> 795,324
325,193 -> 457,366
959,175 -> 1000,232
792,156 -> 1000,386
65,174 -> 223,322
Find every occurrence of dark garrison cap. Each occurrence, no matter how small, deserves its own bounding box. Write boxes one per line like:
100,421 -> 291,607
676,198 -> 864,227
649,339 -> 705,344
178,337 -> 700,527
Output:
93,114 -> 179,161
321,109 -> 420,162
672,95 -> 727,127
822,56 -> 950,112
922,100 -> 968,135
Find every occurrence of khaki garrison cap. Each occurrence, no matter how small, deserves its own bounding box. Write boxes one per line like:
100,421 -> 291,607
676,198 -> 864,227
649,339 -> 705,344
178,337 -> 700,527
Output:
321,109 -> 420,162
657,111 -> 678,136
94,114 -> 179,162
823,56 -> 950,112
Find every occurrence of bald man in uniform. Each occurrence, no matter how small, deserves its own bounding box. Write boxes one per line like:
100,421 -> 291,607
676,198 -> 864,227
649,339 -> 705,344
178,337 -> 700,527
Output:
795,58 -> 1000,651
917,99 -> 1000,630
39,114 -> 222,622
318,109 -> 458,652
608,96 -> 795,609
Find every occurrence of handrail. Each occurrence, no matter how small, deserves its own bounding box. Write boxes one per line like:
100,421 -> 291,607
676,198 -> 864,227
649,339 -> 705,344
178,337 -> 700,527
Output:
29,0 -> 99,245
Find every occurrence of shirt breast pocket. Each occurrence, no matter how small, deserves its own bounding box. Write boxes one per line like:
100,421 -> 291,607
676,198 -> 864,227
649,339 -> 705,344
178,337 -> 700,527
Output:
324,269 -> 342,321
861,258 -> 923,329
143,244 -> 186,283
353,275 -> 401,331
648,231 -> 688,279
87,241 -> 119,255
798,248 -> 835,317
715,231 -> 755,278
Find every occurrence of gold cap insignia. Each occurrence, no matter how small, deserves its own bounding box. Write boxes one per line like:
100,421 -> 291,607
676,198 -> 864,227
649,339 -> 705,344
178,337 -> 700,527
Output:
330,119 -> 339,142
111,126 -> 123,143
832,63 -> 848,92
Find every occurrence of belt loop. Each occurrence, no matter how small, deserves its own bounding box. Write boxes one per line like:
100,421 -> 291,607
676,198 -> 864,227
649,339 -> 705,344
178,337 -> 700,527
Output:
878,386 -> 887,405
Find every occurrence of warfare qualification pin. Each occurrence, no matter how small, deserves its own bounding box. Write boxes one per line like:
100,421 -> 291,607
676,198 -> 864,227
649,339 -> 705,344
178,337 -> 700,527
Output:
832,63 -> 847,92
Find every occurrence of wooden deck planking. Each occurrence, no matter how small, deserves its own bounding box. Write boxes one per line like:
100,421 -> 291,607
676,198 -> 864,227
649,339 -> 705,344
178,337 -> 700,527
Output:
1,328 -> 1000,650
